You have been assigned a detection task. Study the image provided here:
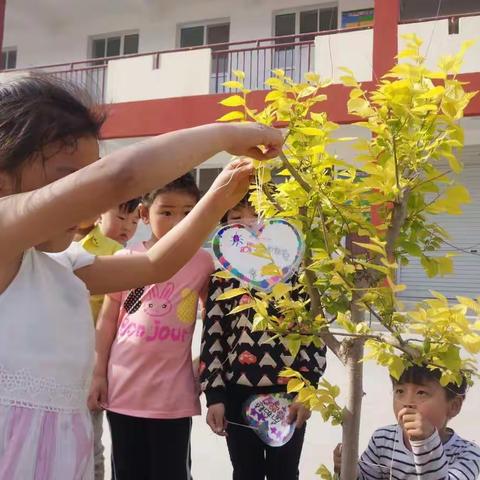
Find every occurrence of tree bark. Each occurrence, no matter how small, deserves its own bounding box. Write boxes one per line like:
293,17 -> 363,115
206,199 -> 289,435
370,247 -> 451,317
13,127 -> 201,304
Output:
340,292 -> 365,480
340,338 -> 364,480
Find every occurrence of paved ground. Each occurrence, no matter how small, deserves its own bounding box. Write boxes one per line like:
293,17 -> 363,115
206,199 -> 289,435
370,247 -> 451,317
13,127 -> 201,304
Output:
102,322 -> 480,479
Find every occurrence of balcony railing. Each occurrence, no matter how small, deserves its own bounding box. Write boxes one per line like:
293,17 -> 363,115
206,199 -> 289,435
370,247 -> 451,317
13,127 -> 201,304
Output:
3,26 -> 371,102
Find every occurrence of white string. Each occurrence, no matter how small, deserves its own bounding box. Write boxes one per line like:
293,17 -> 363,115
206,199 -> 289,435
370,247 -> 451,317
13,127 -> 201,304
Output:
425,0 -> 443,59
211,159 -> 243,194
226,419 -> 259,431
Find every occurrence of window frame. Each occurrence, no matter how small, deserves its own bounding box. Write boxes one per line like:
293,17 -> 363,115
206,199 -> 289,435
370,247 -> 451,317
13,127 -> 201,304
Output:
1,47 -> 17,70
272,3 -> 339,38
88,30 -> 140,61
176,18 -> 230,49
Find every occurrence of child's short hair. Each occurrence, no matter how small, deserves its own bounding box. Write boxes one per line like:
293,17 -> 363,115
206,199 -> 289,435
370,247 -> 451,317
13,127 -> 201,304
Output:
0,74 -> 104,174
142,173 -> 200,207
391,364 -> 467,400
119,198 -> 141,215
221,193 -> 252,224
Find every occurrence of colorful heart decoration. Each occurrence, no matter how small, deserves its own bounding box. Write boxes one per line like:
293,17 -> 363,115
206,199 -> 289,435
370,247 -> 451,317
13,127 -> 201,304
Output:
212,219 -> 304,291
243,393 -> 295,447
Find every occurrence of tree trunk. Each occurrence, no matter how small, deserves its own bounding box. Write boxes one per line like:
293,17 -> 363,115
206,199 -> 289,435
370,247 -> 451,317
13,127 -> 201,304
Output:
340,291 -> 365,480
340,338 -> 364,480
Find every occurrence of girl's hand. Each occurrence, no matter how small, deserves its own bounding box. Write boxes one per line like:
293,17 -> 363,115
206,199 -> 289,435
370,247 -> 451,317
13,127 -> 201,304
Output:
224,123 -> 283,160
205,157 -> 255,210
333,443 -> 342,474
206,403 -> 228,437
398,405 -> 435,441
287,402 -> 312,428
88,375 -> 108,411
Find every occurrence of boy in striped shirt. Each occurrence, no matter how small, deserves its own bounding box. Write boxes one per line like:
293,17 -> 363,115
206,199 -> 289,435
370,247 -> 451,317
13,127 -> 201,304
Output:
334,365 -> 480,479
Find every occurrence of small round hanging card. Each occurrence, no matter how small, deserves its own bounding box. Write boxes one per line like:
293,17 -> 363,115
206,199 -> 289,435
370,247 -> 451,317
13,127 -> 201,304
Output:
212,218 -> 304,291
242,392 -> 295,447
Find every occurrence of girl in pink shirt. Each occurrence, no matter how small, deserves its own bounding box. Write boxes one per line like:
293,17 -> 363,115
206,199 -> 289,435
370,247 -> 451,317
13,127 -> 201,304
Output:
89,174 -> 214,480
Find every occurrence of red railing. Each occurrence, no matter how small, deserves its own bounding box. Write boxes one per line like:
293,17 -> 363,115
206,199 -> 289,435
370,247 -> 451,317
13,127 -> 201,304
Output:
6,26 -> 371,101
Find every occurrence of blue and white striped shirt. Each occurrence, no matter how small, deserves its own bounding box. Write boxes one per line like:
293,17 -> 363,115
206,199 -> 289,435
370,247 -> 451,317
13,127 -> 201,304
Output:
358,425 -> 480,479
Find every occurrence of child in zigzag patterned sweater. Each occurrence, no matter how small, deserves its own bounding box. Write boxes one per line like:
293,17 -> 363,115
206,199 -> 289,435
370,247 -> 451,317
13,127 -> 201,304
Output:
199,195 -> 327,480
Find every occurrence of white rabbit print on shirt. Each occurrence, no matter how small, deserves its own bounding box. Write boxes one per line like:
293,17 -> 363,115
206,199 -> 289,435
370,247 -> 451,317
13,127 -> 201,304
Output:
118,281 -> 198,344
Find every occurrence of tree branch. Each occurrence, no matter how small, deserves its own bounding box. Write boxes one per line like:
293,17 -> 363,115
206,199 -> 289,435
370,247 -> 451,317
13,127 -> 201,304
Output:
385,189 -> 411,260
262,185 -> 284,212
279,151 -> 311,193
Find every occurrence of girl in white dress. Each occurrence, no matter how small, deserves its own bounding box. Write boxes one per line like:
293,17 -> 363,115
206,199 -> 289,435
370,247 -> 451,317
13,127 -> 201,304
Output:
0,75 -> 282,479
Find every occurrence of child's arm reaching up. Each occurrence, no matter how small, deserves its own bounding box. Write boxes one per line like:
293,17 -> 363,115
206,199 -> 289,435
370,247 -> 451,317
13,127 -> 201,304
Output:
0,122 -> 282,262
76,157 -> 254,294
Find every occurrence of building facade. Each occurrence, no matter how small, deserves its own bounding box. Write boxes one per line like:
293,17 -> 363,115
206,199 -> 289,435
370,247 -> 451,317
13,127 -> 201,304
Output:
2,0 -> 480,300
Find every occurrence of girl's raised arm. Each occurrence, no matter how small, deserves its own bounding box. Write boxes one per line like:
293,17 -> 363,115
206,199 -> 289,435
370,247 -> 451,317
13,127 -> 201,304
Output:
76,157 -> 252,294
0,122 -> 282,262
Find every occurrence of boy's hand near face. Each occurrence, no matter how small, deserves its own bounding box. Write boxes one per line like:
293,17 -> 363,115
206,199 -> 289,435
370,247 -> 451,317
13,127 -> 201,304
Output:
398,405 -> 435,441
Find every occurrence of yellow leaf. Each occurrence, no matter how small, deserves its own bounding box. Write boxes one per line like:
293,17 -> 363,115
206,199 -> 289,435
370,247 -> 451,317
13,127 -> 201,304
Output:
261,263 -> 282,276
233,70 -> 246,80
287,378 -> 305,393
217,111 -> 245,122
297,127 -> 324,136
213,270 -> 234,279
265,90 -> 283,102
219,95 -> 245,107
352,242 -> 385,256
223,80 -> 244,89
411,104 -> 438,114
462,333 -> 480,354
228,302 -> 256,315
216,287 -> 248,300
265,77 -> 285,90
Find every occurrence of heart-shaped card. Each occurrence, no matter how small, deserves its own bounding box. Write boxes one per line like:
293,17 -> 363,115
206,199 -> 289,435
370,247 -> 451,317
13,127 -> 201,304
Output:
212,219 -> 304,291
243,392 -> 295,447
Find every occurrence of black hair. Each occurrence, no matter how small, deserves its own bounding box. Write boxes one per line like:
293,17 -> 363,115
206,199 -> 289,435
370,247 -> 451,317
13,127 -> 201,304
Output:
391,364 -> 467,400
119,198 -> 141,214
221,193 -> 253,224
141,173 -> 200,207
0,74 -> 104,174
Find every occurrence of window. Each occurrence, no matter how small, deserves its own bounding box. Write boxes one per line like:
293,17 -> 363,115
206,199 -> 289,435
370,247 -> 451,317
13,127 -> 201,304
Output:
196,167 -> 223,193
400,0 -> 479,21
179,22 -> 230,48
90,32 -> 139,63
274,5 -> 338,41
179,21 -> 230,77
1,48 -> 17,70
273,5 -> 337,78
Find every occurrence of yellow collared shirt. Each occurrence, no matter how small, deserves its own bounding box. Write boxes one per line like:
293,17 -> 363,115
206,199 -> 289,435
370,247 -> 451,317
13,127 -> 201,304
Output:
79,225 -> 123,322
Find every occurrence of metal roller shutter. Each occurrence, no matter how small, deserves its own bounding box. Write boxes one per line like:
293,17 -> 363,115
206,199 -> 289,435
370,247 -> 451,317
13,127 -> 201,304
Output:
398,148 -> 480,300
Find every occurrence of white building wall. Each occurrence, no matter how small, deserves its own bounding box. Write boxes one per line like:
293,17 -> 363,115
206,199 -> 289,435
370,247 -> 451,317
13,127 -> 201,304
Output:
398,17 -> 480,74
314,28 -> 373,81
105,49 -> 211,103
5,0 -> 374,69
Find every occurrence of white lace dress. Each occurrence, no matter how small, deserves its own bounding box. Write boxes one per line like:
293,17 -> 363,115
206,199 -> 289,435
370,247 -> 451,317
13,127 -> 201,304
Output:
0,244 -> 96,479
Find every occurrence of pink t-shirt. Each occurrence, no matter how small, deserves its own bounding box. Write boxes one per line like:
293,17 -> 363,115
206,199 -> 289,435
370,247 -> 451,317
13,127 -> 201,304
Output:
106,244 -> 214,419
